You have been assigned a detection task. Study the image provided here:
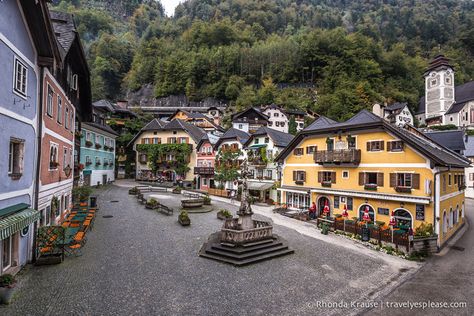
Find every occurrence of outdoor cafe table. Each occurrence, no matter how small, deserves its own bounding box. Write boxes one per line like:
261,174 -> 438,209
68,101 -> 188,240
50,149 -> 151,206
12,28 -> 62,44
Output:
63,227 -> 80,245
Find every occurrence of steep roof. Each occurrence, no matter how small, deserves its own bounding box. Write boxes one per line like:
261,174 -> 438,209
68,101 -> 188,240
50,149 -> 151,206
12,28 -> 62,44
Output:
245,127 -> 294,148
304,116 -> 337,131
276,109 -> 470,168
386,102 -> 407,111
214,128 -> 250,148
142,118 -> 167,131
82,122 -> 118,137
445,102 -> 466,115
424,130 -> 466,152
162,119 -> 207,143
50,11 -> 76,57
93,100 -> 115,112
231,107 -> 269,121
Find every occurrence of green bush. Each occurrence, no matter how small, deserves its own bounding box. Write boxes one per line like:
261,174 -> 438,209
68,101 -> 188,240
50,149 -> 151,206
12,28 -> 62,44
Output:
146,198 -> 158,207
179,211 -> 190,221
414,223 -> 434,237
203,195 -> 211,205
0,274 -> 15,287
72,186 -> 92,202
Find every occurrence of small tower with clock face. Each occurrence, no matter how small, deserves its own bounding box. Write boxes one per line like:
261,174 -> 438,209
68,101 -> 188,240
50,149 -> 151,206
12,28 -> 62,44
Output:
424,55 -> 455,123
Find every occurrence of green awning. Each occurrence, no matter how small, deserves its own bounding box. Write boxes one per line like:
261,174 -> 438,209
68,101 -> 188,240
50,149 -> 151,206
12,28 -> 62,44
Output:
249,144 -> 267,149
0,208 -> 40,240
0,203 -> 29,218
248,181 -> 274,191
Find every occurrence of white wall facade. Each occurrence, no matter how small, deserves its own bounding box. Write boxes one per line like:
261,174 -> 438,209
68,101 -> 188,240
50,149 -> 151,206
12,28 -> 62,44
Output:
263,108 -> 289,133
232,122 -> 249,133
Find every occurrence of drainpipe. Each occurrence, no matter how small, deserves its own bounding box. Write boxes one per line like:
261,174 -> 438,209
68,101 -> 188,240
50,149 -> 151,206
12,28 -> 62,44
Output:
32,66 -> 45,263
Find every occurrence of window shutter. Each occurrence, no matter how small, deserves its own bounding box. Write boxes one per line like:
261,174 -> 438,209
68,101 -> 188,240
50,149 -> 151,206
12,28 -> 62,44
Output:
293,171 -> 296,181
412,174 -> 420,189
293,149 -> 298,155
387,141 -> 392,151
318,171 -> 322,183
141,138 -> 145,144
380,141 -> 385,150
377,173 -> 384,187
366,142 -> 371,152
359,172 -> 365,185
331,171 -> 336,184
390,173 -> 396,187
302,171 -> 306,182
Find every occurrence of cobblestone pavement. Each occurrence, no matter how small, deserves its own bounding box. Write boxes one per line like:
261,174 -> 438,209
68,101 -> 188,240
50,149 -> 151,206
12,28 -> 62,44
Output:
2,184 -> 419,316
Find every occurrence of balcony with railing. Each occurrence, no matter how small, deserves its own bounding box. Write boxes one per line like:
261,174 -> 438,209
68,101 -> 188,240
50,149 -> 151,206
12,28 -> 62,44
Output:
314,149 -> 361,166
194,167 -> 215,175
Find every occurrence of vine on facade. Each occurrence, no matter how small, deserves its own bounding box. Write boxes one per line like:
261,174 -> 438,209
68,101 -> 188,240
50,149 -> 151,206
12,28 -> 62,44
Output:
136,143 -> 192,177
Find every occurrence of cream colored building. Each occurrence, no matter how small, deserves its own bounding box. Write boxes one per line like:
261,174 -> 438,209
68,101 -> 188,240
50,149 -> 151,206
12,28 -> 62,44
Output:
129,119 -> 206,185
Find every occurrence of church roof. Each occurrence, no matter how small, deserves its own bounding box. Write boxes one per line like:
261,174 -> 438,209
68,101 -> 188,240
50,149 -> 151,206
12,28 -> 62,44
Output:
424,54 -> 453,74
417,81 -> 474,114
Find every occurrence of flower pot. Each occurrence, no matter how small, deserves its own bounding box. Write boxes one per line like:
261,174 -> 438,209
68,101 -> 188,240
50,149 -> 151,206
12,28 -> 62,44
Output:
79,202 -> 87,207
217,212 -> 232,220
178,218 -> 190,226
0,286 -> 16,304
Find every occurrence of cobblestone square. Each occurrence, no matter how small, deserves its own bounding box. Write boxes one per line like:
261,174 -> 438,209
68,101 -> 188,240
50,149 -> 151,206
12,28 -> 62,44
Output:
1,185 -> 416,316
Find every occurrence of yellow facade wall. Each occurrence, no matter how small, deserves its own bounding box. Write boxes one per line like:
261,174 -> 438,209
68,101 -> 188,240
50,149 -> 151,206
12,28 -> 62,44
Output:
133,130 -> 198,181
281,129 -> 466,247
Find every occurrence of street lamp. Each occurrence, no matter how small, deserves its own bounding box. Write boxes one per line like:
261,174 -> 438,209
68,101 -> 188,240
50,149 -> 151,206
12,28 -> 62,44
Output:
64,165 -> 72,178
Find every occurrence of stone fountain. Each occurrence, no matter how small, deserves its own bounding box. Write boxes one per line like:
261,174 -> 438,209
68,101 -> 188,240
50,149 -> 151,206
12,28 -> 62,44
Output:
199,161 -> 293,266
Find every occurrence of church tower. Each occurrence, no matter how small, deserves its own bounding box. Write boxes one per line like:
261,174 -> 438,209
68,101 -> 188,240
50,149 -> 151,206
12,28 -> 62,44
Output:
424,55 -> 455,123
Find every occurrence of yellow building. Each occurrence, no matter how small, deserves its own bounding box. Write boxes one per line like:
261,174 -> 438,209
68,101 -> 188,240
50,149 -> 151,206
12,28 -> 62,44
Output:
129,118 -> 207,185
276,110 -> 470,248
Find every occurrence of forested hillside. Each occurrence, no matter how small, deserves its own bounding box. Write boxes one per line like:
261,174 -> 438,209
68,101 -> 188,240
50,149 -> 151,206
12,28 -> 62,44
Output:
52,0 -> 474,121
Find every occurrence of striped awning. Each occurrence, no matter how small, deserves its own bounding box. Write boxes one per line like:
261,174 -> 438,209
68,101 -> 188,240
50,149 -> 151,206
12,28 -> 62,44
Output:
0,208 -> 40,240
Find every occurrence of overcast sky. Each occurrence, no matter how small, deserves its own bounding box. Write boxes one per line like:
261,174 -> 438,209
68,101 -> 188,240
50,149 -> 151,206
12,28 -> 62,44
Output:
161,0 -> 182,16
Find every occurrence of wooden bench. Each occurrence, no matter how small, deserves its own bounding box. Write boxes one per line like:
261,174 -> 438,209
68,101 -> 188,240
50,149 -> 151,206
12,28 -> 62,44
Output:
157,203 -> 173,216
138,186 -> 168,194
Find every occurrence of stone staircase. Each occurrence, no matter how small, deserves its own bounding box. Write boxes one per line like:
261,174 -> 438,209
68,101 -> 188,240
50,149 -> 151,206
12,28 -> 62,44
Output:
199,233 -> 294,266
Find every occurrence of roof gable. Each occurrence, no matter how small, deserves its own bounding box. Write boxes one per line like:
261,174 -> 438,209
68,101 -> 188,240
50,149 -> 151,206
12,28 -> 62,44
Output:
232,107 -> 269,121
304,116 -> 337,131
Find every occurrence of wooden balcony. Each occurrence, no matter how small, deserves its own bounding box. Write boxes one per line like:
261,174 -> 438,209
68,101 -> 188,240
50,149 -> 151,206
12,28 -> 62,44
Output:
194,167 -> 215,175
314,149 -> 361,166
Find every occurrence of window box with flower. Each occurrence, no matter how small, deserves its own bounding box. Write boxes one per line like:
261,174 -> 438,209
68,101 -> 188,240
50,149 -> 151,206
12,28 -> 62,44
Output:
85,140 -> 93,147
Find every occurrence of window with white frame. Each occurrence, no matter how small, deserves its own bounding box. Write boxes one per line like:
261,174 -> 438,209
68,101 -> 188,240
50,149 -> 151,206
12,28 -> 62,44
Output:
85,155 -> 91,164
57,96 -> 62,124
95,157 -> 101,165
8,138 -> 25,176
286,192 -> 310,209
49,144 -> 58,169
96,134 -> 100,144
2,235 -> 12,271
14,57 -> 27,97
86,132 -> 91,141
46,85 -> 53,116
63,147 -> 68,168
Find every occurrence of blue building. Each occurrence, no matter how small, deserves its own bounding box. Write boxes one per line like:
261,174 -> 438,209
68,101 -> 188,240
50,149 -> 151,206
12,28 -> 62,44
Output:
0,0 -> 57,274
80,113 -> 118,186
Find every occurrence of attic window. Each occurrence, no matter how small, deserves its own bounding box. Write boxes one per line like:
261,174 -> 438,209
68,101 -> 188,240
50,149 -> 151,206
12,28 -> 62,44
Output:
55,32 -> 61,37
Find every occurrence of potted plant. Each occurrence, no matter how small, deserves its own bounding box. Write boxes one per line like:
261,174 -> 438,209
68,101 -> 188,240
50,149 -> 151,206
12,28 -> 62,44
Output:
203,195 -> 211,205
217,209 -> 232,220
95,143 -> 102,149
72,186 -> 92,206
178,211 -> 191,226
321,222 -> 329,235
145,198 -> 159,209
128,187 -> 139,195
85,140 -> 93,147
0,274 -> 16,304
172,187 -> 182,194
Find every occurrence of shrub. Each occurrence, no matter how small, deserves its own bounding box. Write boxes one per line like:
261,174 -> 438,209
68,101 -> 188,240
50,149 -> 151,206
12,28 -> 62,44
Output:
72,186 -> 92,202
128,187 -> 138,195
203,195 -> 211,205
179,211 -> 190,221
0,274 -> 15,287
146,198 -> 158,208
414,223 -> 434,237
172,187 -> 182,194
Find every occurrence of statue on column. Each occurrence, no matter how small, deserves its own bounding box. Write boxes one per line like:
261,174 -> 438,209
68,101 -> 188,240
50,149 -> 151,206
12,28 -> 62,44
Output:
237,160 -> 254,229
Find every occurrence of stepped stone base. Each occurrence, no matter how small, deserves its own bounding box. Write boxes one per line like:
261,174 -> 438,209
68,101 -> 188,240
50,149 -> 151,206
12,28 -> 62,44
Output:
199,232 -> 294,266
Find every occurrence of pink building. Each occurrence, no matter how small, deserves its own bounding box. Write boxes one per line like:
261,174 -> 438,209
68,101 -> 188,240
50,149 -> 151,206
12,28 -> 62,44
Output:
194,135 -> 217,191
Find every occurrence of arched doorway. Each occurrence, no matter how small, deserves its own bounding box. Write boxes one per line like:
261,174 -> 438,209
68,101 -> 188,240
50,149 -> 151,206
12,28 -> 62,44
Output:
393,209 -> 413,228
163,170 -> 176,182
358,204 -> 375,222
317,196 -> 330,217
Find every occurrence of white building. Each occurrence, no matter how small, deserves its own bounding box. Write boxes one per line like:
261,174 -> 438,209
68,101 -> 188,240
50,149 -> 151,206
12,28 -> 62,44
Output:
262,104 -> 289,133
464,136 -> 474,199
416,55 -> 474,127
213,128 -> 249,191
372,102 -> 414,127
243,127 -> 294,202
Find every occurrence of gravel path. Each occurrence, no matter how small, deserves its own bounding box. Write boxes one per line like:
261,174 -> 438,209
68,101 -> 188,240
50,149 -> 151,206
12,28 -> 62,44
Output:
1,185 -> 417,316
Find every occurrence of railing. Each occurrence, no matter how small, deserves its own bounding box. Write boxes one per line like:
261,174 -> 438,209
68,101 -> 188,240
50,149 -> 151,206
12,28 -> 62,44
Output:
221,218 -> 273,244
314,149 -> 361,165
194,167 -> 215,175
